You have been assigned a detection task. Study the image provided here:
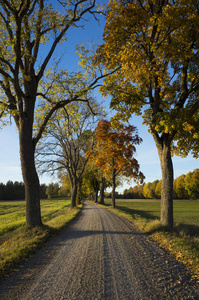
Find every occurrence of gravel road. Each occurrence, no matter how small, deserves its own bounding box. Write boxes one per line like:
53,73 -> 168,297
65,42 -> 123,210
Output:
0,200 -> 198,299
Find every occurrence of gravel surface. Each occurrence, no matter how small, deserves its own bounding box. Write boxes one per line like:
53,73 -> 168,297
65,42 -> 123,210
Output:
0,200 -> 198,299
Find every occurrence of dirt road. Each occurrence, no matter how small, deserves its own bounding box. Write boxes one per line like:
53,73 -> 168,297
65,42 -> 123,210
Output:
0,200 -> 198,299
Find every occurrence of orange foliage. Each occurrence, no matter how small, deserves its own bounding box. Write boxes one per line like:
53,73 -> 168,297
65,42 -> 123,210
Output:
88,119 -> 145,184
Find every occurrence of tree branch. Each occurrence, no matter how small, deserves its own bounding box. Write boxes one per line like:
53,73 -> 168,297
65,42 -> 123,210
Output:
37,0 -> 96,82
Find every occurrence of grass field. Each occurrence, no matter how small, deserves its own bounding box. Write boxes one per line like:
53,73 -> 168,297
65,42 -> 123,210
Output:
102,199 -> 199,281
104,199 -> 199,227
0,198 -> 81,279
1,198 -> 198,282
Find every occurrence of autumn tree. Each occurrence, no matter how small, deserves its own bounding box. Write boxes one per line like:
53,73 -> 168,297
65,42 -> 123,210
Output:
123,184 -> 144,199
173,174 -> 187,199
82,163 -> 110,204
155,180 -> 162,199
58,174 -> 71,197
143,180 -> 161,198
83,160 -> 111,204
143,182 -> 153,199
88,119 -> 144,207
98,176 -> 107,204
184,169 -> 199,199
82,161 -> 102,202
0,0 -> 112,226
123,186 -> 134,199
97,0 -> 199,228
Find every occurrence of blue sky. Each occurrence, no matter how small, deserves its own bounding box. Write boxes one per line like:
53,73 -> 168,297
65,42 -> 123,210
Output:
0,113 -> 198,193
0,1 -> 198,193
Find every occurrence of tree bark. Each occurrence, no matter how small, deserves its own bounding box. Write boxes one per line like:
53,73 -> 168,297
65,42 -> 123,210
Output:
71,184 -> 77,208
99,177 -> 105,204
153,133 -> 173,229
19,119 -> 42,227
94,189 -> 98,203
112,168 -> 116,208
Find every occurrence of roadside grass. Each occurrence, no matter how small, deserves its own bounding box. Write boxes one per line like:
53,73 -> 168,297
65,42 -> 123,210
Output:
0,198 -> 82,279
101,199 -> 199,281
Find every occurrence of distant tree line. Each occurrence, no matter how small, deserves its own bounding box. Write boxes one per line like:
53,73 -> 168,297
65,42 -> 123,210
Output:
123,169 -> 199,200
2,169 -> 198,201
0,181 -> 58,200
0,181 -> 25,200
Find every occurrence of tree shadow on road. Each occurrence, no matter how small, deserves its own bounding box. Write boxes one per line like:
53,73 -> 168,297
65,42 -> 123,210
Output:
105,204 -> 199,237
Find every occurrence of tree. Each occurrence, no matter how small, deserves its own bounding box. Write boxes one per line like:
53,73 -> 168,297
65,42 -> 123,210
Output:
133,184 -> 144,199
184,169 -> 199,199
0,180 -> 25,200
97,0 -> 199,228
0,0 -> 109,226
87,119 -> 144,207
124,186 -> 134,199
151,180 -> 159,199
13,181 -> 25,200
173,174 -> 187,199
143,182 -> 153,199
123,184 -> 144,199
0,183 -> 5,200
98,176 -> 106,204
40,184 -> 47,199
58,175 -> 71,198
36,103 -> 99,207
81,160 -> 110,204
143,180 -> 161,198
82,161 -> 101,202
155,180 -> 162,199
46,183 -> 60,199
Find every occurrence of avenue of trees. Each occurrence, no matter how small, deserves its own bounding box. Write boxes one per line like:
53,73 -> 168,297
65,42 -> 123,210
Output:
36,102 -> 101,208
0,0 -> 115,227
0,0 -> 198,230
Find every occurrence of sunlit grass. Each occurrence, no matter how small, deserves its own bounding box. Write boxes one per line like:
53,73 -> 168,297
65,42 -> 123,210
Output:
101,199 -> 199,281
0,198 -> 81,279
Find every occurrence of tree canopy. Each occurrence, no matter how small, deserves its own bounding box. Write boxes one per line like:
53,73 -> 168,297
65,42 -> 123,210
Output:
87,119 -> 144,207
96,0 -> 199,228
0,0 -> 108,226
36,102 -> 100,207
97,0 -> 199,157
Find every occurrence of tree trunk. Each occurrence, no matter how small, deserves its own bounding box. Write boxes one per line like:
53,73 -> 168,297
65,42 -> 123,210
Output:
94,189 -> 98,203
71,184 -> 77,208
99,177 -> 105,204
153,133 -> 173,229
19,120 -> 42,227
112,168 -> 116,208
76,181 -> 82,205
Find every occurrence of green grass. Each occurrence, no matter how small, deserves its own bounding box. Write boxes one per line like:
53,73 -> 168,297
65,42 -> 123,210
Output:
0,198 -> 82,279
1,198 -> 198,282
101,199 -> 199,281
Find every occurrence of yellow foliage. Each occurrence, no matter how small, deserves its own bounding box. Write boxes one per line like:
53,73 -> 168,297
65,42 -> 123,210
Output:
96,0 -> 199,158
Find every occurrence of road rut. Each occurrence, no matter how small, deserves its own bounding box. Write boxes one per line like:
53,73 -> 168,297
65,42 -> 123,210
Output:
0,200 -> 198,299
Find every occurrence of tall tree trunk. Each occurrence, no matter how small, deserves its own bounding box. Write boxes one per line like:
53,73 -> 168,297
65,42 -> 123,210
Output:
94,189 -> 98,203
19,120 -> 42,227
99,176 -> 105,204
153,133 -> 173,229
112,168 -> 116,208
71,184 -> 77,208
76,181 -> 82,205
91,192 -> 95,201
